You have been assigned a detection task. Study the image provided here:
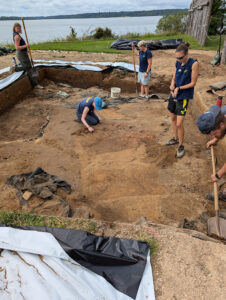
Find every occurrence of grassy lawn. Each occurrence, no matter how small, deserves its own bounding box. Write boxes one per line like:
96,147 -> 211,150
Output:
28,34 -> 223,53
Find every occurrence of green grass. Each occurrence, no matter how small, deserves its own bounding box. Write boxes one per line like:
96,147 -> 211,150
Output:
25,33 -> 223,53
6,33 -> 223,54
136,231 -> 158,255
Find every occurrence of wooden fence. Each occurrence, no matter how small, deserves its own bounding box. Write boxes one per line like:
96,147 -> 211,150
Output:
187,0 -> 213,46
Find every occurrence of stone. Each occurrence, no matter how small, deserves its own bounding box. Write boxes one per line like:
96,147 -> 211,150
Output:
22,191 -> 33,201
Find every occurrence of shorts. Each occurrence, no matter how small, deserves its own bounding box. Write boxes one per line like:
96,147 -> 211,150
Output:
138,71 -> 151,85
168,97 -> 189,116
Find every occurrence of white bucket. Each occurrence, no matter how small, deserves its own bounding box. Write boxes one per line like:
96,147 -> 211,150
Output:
111,87 -> 121,98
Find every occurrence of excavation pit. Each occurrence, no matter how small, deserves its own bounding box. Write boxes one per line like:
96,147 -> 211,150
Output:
0,67 -> 223,232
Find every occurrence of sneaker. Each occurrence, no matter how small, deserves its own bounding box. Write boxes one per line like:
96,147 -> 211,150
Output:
176,145 -> 185,158
139,94 -> 145,98
145,95 -> 149,99
165,138 -> 179,146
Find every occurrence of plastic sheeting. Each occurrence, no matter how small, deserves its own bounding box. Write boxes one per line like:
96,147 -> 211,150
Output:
110,38 -> 183,50
0,60 -> 139,91
0,226 -> 155,300
0,70 -> 24,90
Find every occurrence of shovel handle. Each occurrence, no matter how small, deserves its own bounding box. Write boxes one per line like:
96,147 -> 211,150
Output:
132,47 -> 138,94
21,18 -> 34,67
211,146 -> 219,212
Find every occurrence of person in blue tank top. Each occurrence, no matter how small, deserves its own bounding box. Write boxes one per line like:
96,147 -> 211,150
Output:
166,42 -> 199,158
76,96 -> 102,133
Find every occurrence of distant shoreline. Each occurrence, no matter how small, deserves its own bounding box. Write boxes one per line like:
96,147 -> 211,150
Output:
0,9 -> 187,21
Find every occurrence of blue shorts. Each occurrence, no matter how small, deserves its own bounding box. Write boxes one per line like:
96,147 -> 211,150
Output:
138,71 -> 151,85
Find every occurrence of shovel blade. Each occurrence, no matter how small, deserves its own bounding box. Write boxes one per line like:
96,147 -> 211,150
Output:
208,217 -> 226,240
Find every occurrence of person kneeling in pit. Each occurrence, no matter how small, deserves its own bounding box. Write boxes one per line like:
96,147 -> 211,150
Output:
197,105 -> 226,201
76,96 -> 102,133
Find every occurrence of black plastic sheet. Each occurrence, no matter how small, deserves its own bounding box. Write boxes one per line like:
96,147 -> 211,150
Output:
110,38 -> 183,50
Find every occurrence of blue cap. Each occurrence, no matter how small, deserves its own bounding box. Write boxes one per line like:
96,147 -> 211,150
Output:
94,97 -> 102,111
197,105 -> 221,134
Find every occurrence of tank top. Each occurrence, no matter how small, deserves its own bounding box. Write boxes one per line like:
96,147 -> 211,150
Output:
13,32 -> 27,51
77,97 -> 94,114
175,58 -> 197,100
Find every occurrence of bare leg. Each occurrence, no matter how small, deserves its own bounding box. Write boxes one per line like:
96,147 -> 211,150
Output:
176,116 -> 185,146
170,113 -> 178,140
144,85 -> 149,97
140,83 -> 144,95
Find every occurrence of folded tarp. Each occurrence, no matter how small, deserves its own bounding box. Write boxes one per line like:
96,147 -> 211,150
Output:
0,225 -> 155,300
0,60 -> 139,91
110,38 -> 183,50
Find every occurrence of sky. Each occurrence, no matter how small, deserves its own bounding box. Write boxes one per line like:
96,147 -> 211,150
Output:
1,0 -> 192,17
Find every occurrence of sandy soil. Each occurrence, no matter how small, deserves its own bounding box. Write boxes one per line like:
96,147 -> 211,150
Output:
0,75 -> 224,231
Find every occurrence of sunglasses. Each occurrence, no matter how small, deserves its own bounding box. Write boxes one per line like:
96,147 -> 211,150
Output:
176,55 -> 185,60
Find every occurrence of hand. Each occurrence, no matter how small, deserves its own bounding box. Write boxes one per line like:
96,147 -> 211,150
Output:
131,43 -> 135,49
144,73 -> 148,78
26,43 -> 30,48
98,118 -> 102,123
173,87 -> 179,98
211,173 -> 219,182
88,127 -> 94,133
206,138 -> 217,149
170,84 -> 175,91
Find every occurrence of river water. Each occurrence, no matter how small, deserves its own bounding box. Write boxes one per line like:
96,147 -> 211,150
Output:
0,16 -> 161,44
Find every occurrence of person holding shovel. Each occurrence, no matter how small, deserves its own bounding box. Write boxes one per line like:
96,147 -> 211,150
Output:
166,42 -> 199,158
76,96 -> 103,133
197,105 -> 226,183
132,41 -> 152,99
13,22 -> 37,86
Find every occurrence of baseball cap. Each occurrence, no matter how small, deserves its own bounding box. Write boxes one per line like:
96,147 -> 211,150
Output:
94,97 -> 102,111
197,105 -> 221,134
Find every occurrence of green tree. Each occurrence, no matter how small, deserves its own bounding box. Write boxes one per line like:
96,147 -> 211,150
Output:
208,0 -> 226,35
92,27 -> 114,39
156,12 -> 188,34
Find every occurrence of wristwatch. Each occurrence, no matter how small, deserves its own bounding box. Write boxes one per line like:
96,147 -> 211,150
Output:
215,173 -> 221,179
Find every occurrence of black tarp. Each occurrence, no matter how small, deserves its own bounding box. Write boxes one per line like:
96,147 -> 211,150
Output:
0,224 -> 149,299
110,38 -> 183,50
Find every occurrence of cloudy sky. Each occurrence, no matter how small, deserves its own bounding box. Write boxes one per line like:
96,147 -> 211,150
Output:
1,0 -> 192,17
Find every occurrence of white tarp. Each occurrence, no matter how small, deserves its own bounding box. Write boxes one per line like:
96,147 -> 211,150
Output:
0,71 -> 24,90
0,227 -> 155,300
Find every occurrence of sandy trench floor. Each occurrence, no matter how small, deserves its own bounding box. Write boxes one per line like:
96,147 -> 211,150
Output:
0,49 -> 226,231
0,78 -> 221,231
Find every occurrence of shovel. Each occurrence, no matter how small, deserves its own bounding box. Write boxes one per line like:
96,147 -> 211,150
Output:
21,18 -> 38,77
132,46 -> 138,96
208,146 -> 226,239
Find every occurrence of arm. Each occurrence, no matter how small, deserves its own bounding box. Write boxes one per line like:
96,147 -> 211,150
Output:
144,58 -> 152,78
170,67 -> 176,92
81,107 -> 94,132
14,35 -> 29,50
211,163 -> 226,182
207,137 -> 219,148
93,108 -> 102,122
173,62 -> 199,98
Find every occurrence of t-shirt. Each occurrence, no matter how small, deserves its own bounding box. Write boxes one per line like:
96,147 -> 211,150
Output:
139,50 -> 152,73
77,97 -> 94,114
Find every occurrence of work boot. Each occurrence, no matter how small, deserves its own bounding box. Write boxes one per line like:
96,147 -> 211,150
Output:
165,138 -> 179,146
176,145 -> 185,158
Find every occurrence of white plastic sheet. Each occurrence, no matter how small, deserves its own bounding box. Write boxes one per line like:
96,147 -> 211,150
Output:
0,227 -> 155,300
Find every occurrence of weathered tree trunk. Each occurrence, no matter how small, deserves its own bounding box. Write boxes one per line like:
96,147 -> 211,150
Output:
221,37 -> 226,64
187,0 -> 213,46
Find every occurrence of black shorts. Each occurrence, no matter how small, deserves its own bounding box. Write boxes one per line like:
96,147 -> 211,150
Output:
168,97 -> 189,116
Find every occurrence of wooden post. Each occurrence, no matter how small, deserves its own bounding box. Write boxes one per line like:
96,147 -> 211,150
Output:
221,37 -> 226,64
